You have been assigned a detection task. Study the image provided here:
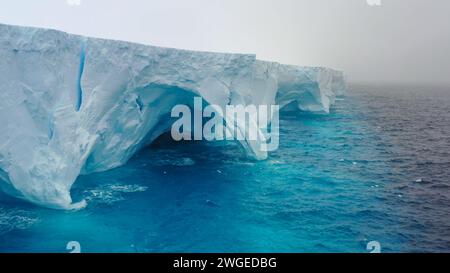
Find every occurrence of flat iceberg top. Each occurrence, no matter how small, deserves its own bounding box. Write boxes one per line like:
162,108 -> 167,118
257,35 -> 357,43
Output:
0,23 -> 346,209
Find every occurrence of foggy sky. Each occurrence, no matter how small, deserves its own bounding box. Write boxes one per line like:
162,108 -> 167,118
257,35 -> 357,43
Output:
0,0 -> 449,85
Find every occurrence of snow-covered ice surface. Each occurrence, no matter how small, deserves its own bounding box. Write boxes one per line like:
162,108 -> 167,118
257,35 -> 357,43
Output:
0,23 -> 345,209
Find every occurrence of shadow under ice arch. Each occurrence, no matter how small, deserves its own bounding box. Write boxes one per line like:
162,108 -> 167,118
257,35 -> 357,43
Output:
0,23 -> 346,209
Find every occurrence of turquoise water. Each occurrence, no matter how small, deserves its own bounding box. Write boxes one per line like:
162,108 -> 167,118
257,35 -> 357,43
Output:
1,85 -> 449,252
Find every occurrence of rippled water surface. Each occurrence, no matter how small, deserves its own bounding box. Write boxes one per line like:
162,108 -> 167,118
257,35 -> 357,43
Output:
1,84 -> 449,252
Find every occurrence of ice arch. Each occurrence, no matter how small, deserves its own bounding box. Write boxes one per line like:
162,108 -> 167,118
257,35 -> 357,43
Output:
0,24 -> 346,209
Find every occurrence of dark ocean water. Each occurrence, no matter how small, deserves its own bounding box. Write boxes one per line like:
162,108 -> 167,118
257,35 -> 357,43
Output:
0,84 -> 449,252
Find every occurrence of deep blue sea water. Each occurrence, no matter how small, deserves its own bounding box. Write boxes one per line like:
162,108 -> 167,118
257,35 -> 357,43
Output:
1,84 -> 449,253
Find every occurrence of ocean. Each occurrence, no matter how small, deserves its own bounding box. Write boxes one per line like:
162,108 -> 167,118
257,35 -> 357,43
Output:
1,84 -> 449,253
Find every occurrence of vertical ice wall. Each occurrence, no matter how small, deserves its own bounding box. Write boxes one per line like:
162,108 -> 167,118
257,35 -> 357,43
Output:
0,24 -> 346,209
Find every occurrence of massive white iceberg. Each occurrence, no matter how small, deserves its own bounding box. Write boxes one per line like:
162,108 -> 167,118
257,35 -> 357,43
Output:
0,23 -> 346,209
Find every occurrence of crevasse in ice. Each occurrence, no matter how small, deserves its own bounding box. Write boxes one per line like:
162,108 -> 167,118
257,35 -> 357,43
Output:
0,24 -> 346,209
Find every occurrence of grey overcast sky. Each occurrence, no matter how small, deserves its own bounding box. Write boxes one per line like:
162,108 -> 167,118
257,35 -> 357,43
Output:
0,0 -> 449,85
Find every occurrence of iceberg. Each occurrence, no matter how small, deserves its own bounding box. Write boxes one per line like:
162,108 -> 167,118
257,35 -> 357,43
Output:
0,23 -> 346,209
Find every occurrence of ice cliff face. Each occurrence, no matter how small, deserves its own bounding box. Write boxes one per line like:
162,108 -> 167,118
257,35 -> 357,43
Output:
0,24 -> 346,209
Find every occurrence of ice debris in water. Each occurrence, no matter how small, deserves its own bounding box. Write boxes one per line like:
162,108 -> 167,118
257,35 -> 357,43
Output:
0,207 -> 39,234
84,184 -> 148,205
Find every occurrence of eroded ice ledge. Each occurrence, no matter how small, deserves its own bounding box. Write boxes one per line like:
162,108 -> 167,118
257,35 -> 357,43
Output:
0,24 -> 346,209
